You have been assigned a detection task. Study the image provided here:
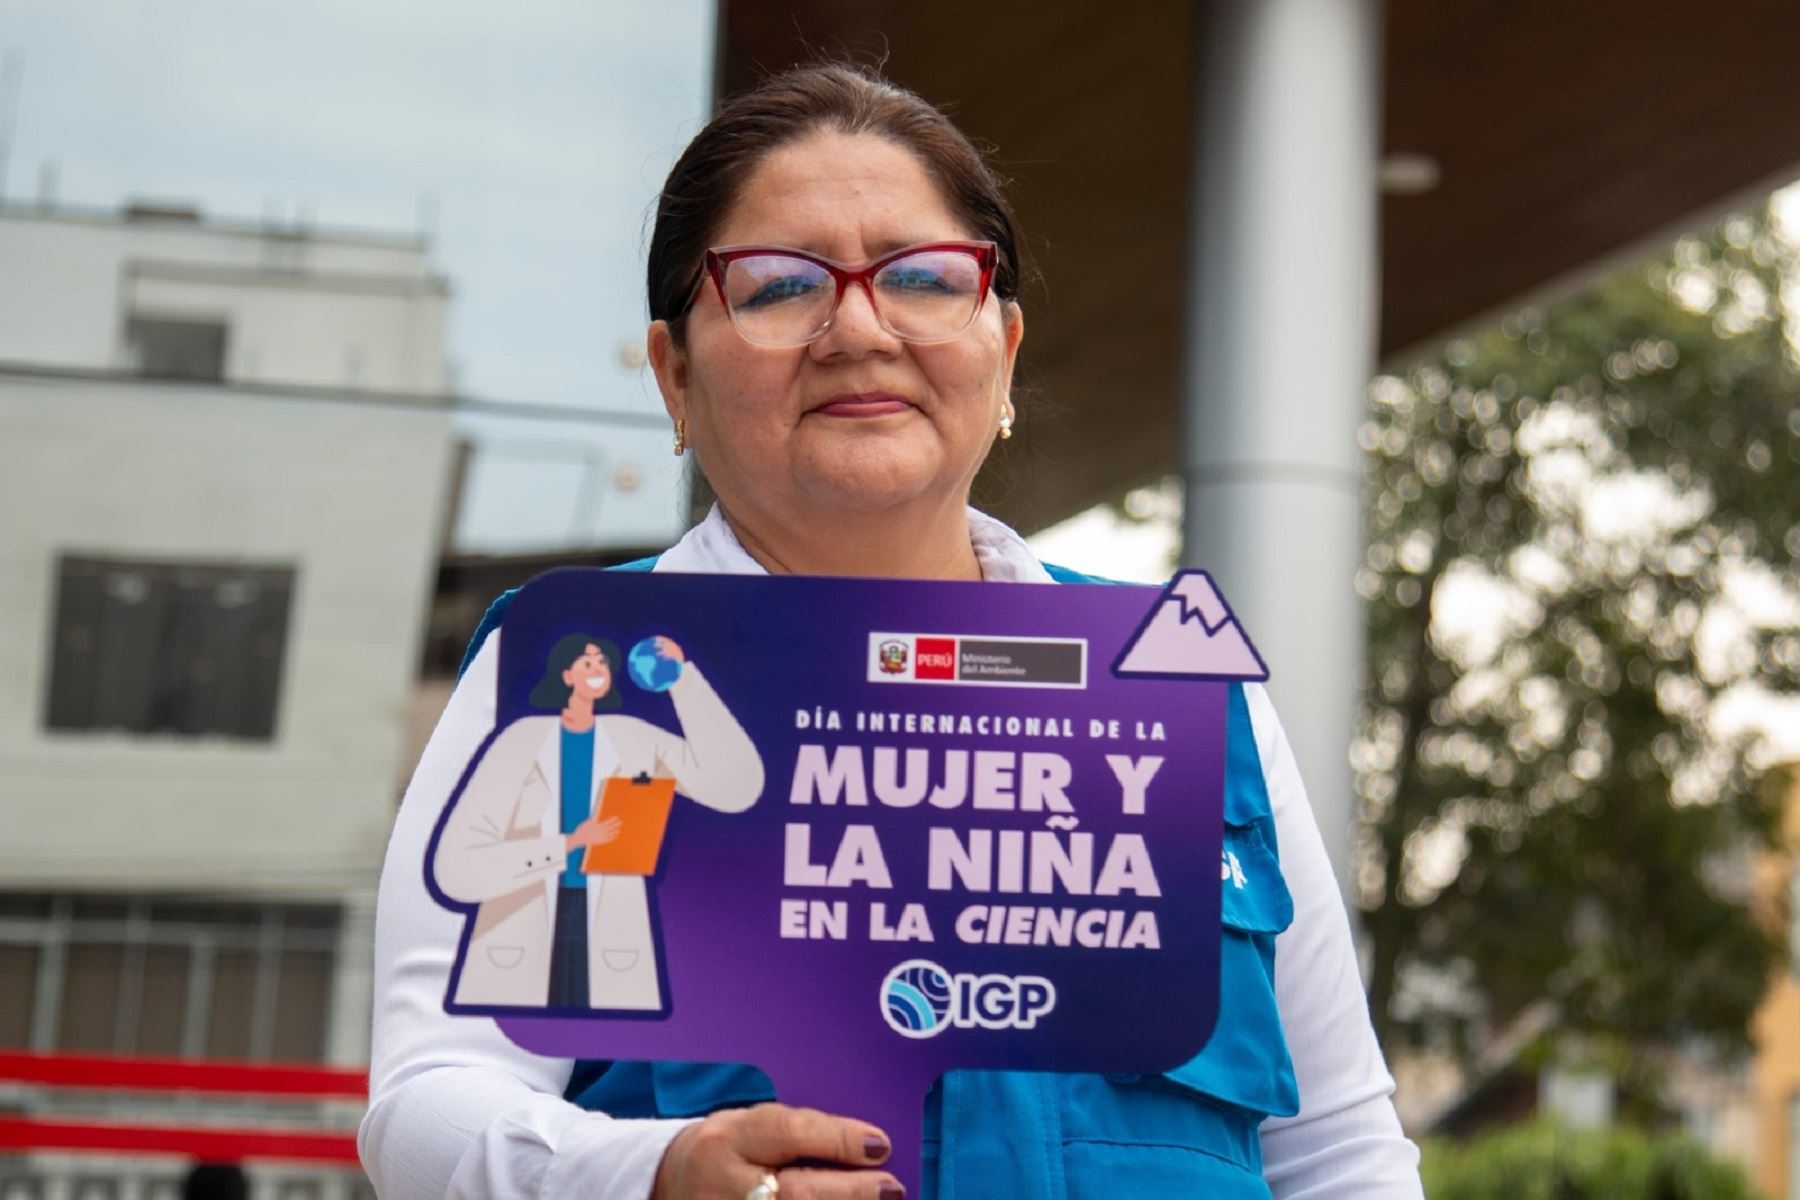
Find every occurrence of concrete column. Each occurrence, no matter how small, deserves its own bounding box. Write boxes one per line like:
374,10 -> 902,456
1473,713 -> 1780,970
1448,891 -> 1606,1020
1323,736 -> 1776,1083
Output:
1181,0 -> 1383,899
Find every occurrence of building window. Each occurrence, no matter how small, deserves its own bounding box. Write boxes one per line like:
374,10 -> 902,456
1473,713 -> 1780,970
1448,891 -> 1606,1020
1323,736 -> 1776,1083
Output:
44,556 -> 296,740
125,316 -> 228,382
0,892 -> 339,1061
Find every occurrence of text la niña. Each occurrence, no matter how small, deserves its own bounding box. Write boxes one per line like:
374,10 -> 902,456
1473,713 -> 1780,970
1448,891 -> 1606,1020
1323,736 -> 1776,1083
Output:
779,743 -> 1168,952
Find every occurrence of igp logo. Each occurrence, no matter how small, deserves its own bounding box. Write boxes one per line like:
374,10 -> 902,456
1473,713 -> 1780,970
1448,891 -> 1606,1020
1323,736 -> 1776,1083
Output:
880,959 -> 1056,1039
881,960 -> 953,1038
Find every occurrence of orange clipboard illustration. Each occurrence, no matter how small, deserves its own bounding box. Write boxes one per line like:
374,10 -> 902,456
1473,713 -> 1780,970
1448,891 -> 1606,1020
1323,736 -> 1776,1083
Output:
581,773 -> 678,876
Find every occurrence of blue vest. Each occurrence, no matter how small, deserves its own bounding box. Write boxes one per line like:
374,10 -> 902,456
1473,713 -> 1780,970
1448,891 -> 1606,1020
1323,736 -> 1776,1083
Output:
459,557 -> 1299,1197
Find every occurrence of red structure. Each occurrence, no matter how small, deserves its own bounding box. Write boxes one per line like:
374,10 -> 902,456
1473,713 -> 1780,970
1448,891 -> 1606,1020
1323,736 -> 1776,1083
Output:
0,1051 -> 366,1167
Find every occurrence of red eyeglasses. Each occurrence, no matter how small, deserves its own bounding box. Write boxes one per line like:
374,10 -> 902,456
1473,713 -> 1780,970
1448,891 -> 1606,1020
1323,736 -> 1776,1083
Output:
680,241 -> 998,347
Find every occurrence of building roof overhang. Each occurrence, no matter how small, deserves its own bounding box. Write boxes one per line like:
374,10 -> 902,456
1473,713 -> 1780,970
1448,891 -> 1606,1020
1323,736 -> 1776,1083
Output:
716,0 -> 1800,532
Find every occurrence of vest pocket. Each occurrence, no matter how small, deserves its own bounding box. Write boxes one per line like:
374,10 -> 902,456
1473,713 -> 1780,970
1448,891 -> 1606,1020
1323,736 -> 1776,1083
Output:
1152,931 -> 1300,1120
1150,818 -> 1300,1120
1056,1071 -> 1270,1195
1218,823 -> 1292,935
1087,819 -> 1301,1127
1061,1138 -> 1270,1199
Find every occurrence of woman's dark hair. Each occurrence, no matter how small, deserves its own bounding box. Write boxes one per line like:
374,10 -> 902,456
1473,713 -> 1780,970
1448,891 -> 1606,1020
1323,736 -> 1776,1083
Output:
648,61 -> 1024,341
182,1164 -> 248,1200
530,633 -> 623,711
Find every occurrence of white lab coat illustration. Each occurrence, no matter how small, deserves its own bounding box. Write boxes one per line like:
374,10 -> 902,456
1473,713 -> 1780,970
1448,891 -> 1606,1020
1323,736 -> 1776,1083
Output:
432,663 -> 763,1009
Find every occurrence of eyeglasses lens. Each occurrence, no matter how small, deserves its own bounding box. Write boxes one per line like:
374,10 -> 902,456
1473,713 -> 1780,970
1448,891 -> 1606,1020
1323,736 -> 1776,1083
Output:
721,249 -> 984,345
722,255 -> 834,345
873,250 -> 984,342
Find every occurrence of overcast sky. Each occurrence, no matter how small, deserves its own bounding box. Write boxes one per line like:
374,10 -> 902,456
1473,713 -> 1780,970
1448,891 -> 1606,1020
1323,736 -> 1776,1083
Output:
3,0 -> 712,402
1,0 -> 714,547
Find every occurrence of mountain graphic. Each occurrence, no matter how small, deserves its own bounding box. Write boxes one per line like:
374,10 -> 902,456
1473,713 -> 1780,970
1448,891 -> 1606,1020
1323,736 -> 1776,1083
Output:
1111,570 -> 1269,681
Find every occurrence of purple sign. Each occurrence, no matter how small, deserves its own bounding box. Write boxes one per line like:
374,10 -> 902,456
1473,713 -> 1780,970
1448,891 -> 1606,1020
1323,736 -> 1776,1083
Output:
424,569 -> 1266,1193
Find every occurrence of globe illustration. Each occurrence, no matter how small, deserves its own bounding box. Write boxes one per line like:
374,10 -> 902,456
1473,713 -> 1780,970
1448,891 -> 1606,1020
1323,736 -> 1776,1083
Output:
627,637 -> 684,693
881,961 -> 953,1038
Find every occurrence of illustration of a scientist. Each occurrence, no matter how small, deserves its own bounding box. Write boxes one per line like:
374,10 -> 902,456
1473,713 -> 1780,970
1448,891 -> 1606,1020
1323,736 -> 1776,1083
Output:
433,632 -> 764,1011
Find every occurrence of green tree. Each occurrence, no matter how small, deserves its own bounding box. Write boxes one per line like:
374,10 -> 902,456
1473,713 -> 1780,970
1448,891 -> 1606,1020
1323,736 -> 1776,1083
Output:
1421,1123 -> 1756,1200
1356,202 -> 1800,1056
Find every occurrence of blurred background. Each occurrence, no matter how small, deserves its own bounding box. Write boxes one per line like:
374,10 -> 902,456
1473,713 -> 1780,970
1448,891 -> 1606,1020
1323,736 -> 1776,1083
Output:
0,1 -> 1796,1197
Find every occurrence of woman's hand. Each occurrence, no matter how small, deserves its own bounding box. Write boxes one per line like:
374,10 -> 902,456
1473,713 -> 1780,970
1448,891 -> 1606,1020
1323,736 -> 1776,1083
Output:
564,814 -> 622,852
652,1103 -> 902,1200
655,635 -> 687,664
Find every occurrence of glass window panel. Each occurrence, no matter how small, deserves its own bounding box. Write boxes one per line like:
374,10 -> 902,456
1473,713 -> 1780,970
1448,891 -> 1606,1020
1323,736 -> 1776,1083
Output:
126,316 -> 228,382
271,949 -> 333,1062
0,1180 -> 46,1200
43,558 -> 106,730
152,568 -> 211,737
206,569 -> 293,740
206,949 -> 259,1059
44,557 -> 294,741
165,564 -> 293,740
0,945 -> 39,1048
133,945 -> 191,1057
57,944 -> 124,1052
149,898 -> 265,930
87,562 -> 169,733
0,893 -> 54,919
70,895 -> 131,922
282,904 -> 341,933
69,1181 -> 119,1200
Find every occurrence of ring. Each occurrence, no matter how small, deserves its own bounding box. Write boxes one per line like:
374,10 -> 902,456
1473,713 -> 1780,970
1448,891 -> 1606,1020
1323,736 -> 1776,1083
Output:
747,1172 -> 780,1200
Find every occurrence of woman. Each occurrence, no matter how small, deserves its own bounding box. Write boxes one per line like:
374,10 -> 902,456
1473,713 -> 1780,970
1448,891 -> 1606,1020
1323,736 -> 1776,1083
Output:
362,62 -> 1424,1200
432,633 -> 762,1012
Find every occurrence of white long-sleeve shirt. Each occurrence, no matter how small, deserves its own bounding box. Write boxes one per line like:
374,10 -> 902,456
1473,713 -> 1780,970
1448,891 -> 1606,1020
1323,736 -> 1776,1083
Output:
358,505 -> 1423,1198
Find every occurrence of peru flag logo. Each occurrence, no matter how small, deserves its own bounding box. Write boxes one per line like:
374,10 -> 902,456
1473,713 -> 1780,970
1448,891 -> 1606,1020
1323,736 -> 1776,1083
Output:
912,637 -> 957,680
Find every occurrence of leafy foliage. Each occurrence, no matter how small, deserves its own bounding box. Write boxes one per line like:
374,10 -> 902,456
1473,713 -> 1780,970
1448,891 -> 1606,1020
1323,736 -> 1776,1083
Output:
1356,203 -> 1800,1054
1420,1123 -> 1757,1200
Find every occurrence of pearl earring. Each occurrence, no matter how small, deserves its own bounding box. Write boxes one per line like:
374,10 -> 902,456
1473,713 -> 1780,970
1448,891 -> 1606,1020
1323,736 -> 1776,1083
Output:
998,410 -> 1014,440
673,418 -> 687,456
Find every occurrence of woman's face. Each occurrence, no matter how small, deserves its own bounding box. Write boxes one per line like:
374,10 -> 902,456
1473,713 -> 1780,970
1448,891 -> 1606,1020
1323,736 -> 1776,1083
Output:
562,644 -> 612,703
649,130 -> 1023,524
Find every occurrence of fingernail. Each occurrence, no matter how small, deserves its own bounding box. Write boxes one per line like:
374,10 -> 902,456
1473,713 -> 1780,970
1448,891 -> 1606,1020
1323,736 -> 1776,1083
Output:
864,1134 -> 890,1161
878,1184 -> 905,1200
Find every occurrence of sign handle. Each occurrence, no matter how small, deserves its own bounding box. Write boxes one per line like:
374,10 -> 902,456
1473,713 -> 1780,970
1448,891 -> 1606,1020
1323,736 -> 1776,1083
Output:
763,1064 -> 934,1198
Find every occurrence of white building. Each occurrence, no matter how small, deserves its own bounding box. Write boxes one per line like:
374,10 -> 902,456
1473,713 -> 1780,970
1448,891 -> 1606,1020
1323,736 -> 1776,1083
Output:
0,201 -> 459,1199
0,201 -> 451,393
